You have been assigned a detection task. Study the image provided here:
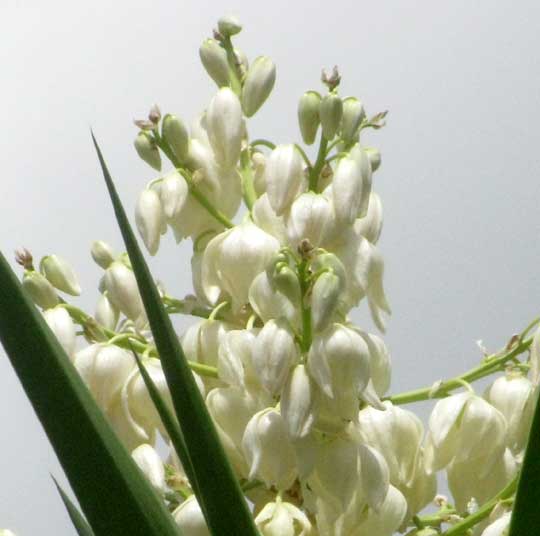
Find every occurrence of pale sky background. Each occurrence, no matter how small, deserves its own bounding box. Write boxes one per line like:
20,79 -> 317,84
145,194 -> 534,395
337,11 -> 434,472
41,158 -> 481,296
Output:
1,1 -> 540,533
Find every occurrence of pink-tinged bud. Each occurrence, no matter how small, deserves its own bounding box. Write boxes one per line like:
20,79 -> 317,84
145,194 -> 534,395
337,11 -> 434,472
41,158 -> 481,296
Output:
134,131 -> 161,171
206,87 -> 243,168
265,144 -> 305,215
40,254 -> 81,296
241,56 -> 276,117
298,91 -> 321,145
44,306 -> 77,358
162,114 -> 189,162
135,189 -> 164,256
22,271 -> 59,309
319,92 -> 343,140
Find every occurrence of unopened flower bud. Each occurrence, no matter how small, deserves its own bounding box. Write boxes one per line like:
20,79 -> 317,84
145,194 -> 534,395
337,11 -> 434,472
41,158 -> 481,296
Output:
319,93 -> 343,140
364,146 -> 381,171
173,495 -> 210,535
332,154 -> 368,224
340,97 -> 365,143
131,444 -> 166,493
134,131 -> 161,171
40,255 -> 81,296
23,271 -> 59,309
271,264 -> 301,304
162,114 -> 189,162
298,91 -> 321,145
103,261 -> 145,323
217,15 -> 242,37
206,87 -> 243,168
91,240 -> 116,269
255,499 -> 312,536
95,292 -> 119,331
159,170 -> 189,221
311,271 -> 343,332
199,39 -> 230,88
242,408 -> 297,489
265,144 -> 305,215
480,512 -> 511,536
135,189 -> 164,256
44,306 -> 77,358
241,56 -> 276,117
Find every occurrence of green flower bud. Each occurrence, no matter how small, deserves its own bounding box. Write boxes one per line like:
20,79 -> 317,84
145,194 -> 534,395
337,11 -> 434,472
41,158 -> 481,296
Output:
162,114 -> 189,162
91,240 -> 115,269
217,15 -> 242,37
320,93 -> 343,140
364,146 -> 382,171
273,264 -> 301,303
134,131 -> 161,171
199,38 -> 230,88
241,56 -> 276,117
340,97 -> 365,143
297,91 -> 321,145
23,271 -> 59,309
40,254 -> 81,296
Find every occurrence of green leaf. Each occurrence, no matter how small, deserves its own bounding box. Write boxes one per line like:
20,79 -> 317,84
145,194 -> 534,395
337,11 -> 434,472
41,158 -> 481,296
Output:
509,383 -> 540,534
92,132 -> 259,535
52,477 -> 95,536
0,253 -> 180,536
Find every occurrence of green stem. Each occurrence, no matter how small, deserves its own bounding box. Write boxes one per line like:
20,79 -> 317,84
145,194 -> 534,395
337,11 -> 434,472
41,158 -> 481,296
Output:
250,139 -> 276,150
298,259 -> 312,353
308,134 -> 328,192
442,475 -> 518,535
221,36 -> 242,96
240,148 -> 257,211
386,337 -> 532,405
294,144 -> 312,170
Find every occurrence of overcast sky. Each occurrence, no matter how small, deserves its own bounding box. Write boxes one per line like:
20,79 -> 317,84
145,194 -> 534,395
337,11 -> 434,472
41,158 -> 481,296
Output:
1,1 -> 540,533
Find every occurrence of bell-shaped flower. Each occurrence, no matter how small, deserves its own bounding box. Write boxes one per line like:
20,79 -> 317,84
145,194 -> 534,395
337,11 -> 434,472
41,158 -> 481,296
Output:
285,192 -> 335,249
172,496 -> 210,536
91,240 -> 116,269
307,324 -> 370,421
201,221 -> 280,312
242,408 -> 297,490
248,270 -> 299,327
355,191 -> 383,245
349,144 -> 373,218
134,131 -> 161,171
252,193 -> 288,244
135,188 -> 164,256
162,114 -> 189,163
252,319 -> 299,396
255,498 -> 312,536
480,512 -> 512,536
217,328 -> 259,389
340,97 -> 365,144
199,38 -> 230,88
206,87 -> 243,169
280,364 -> 318,440
95,292 -> 119,331
74,343 -> 134,411
448,447 -> 517,511
357,401 -> 424,488
40,254 -> 81,295
131,443 -> 167,494
241,56 -> 276,117
354,330 -> 391,396
181,319 -> 233,370
103,261 -> 147,327
207,386 -> 270,476
265,144 -> 305,215
425,392 -> 507,473
159,170 -> 189,221
297,91 -> 321,145
320,93 -> 343,140
484,371 -> 536,455
44,306 -> 76,358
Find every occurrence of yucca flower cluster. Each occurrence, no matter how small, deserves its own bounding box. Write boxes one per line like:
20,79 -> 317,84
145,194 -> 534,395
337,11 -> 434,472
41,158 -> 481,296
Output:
8,15 -> 539,536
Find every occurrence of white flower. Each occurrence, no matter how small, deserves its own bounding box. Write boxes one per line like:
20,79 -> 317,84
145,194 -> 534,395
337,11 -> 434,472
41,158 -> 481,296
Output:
131,444 -> 166,493
481,512 -> 512,536
425,392 -> 507,473
206,87 -> 243,169
255,499 -> 312,536
340,97 -> 365,143
252,319 -> 299,396
265,144 -> 305,215
484,371 -> 536,455
241,56 -> 276,117
159,170 -> 189,220
355,191 -> 383,245
355,330 -> 391,396
217,328 -> 259,389
307,324 -> 370,420
242,408 -> 297,490
172,496 -> 210,536
91,240 -> 116,269
134,131 -> 161,171
23,271 -> 59,309
43,306 -> 76,358
95,292 -> 119,331
332,153 -> 369,225
135,188 -> 164,256
201,221 -> 280,311
40,254 -> 81,295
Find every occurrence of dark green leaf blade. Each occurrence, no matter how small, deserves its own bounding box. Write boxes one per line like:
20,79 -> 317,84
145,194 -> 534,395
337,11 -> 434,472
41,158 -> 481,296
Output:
509,385 -> 540,534
0,253 -> 180,536
52,477 -> 95,536
91,133 -> 258,535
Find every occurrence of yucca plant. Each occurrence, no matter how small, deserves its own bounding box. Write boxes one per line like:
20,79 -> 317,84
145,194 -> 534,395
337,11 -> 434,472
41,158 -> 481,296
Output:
1,14 -> 539,536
